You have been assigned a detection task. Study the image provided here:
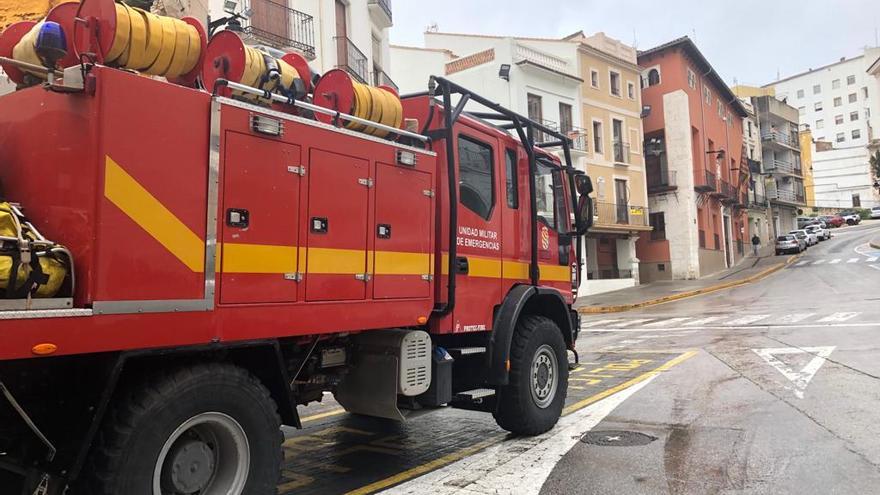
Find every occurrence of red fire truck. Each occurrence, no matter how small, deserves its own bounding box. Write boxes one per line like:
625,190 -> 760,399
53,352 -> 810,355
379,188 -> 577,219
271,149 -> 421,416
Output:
0,4 -> 594,493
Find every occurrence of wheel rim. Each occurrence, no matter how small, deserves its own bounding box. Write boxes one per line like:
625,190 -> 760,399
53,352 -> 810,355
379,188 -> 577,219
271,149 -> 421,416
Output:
153,412 -> 250,495
530,344 -> 558,409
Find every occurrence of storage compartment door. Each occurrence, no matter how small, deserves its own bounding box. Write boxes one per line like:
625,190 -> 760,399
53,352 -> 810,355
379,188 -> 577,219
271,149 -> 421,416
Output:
373,163 -> 433,299
220,132 -> 301,304
305,150 -> 370,301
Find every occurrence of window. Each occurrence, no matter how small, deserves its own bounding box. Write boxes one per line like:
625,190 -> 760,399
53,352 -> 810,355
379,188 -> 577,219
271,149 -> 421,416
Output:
527,93 -> 543,141
590,69 -> 599,88
815,119 -> 824,129
687,68 -> 696,89
848,93 -> 857,103
852,129 -> 861,140
649,212 -> 666,240
647,68 -> 660,86
558,103 -> 572,134
704,87 -> 711,104
458,136 -> 495,220
798,106 -> 805,115
847,75 -> 856,85
747,120 -> 753,137
832,79 -> 841,89
850,111 -> 859,121
836,132 -> 845,143
813,84 -> 821,94
797,89 -> 804,99
627,82 -> 635,99
814,101 -> 823,111
505,149 -> 518,209
535,161 -> 561,229
852,193 -> 861,207
863,87 -> 869,99
833,97 -> 842,107
610,71 -> 621,96
717,99 -> 723,118
592,120 -> 603,154
834,114 -> 843,125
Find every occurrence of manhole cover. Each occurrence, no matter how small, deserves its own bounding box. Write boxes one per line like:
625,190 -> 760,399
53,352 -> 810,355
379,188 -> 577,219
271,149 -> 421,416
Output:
581,430 -> 657,446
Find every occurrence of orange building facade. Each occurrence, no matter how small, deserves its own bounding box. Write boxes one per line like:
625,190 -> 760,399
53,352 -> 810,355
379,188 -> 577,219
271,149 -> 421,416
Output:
636,37 -> 750,281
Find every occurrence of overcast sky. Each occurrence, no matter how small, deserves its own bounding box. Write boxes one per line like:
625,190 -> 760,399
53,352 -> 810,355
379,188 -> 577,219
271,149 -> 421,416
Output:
389,0 -> 880,86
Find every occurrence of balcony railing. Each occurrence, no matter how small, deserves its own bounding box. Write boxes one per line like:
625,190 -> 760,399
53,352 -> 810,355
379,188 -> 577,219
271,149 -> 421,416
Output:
373,68 -> 398,92
335,36 -> 369,83
647,169 -> 677,194
566,127 -> 588,152
750,193 -> 767,208
717,180 -> 735,199
368,0 -> 392,24
244,0 -> 315,59
594,202 -> 649,227
612,140 -> 630,164
695,169 -> 717,192
532,119 -> 558,144
766,159 -> 802,176
772,189 -> 806,204
761,130 -> 799,148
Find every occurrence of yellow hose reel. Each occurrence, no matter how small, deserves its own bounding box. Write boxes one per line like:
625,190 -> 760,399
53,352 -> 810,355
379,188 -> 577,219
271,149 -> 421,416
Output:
312,69 -> 403,138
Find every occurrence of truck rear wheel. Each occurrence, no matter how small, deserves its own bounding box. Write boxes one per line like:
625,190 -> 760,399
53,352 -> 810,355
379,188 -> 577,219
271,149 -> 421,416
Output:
77,363 -> 281,495
493,315 -> 568,435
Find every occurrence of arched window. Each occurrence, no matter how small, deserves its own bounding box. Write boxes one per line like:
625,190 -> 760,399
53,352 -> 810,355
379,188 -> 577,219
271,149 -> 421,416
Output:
647,69 -> 661,86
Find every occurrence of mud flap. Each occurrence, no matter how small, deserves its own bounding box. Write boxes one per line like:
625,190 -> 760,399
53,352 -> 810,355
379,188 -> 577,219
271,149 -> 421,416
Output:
334,353 -> 405,421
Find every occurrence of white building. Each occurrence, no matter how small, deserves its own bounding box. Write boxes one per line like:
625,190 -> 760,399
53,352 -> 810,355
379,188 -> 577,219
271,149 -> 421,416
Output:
160,0 -> 395,90
767,48 -> 880,208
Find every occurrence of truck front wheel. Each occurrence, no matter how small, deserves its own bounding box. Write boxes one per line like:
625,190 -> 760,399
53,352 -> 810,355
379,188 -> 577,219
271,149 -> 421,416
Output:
493,315 -> 568,435
77,363 -> 281,495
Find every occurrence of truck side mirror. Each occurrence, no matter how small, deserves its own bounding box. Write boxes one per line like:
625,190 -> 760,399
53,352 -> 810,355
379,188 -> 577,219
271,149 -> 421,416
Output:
574,174 -> 593,235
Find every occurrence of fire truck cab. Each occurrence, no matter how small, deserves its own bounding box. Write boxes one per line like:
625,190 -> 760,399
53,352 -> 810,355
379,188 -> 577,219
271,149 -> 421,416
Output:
0,16 -> 594,494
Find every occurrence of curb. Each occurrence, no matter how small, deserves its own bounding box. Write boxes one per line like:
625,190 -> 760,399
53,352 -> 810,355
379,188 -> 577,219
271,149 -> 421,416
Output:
871,238 -> 880,250
577,254 -> 801,314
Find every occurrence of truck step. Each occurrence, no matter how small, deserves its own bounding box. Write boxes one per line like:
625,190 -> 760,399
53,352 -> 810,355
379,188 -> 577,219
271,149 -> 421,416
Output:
446,346 -> 487,356
455,388 -> 496,402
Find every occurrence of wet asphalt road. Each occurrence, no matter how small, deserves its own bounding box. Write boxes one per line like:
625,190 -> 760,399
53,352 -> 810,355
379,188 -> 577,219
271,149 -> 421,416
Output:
284,220 -> 880,494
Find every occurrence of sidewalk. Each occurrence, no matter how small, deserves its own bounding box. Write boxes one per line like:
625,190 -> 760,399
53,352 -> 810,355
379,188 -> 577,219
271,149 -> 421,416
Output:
575,253 -> 798,314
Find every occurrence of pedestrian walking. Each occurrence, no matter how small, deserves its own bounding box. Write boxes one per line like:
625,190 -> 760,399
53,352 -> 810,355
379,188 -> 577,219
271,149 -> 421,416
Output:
751,233 -> 761,256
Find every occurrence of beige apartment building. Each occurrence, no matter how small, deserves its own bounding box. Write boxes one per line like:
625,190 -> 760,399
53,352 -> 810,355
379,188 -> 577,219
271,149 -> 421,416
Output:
566,32 -> 651,294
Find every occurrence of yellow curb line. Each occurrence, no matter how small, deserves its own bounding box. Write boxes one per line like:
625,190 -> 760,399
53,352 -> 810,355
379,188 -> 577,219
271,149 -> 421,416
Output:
578,255 -> 801,314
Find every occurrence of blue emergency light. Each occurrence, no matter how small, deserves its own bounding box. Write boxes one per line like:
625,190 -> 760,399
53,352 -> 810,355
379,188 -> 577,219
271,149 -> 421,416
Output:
34,21 -> 67,70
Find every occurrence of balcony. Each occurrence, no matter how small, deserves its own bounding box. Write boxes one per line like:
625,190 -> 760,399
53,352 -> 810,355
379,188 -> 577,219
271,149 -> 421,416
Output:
593,202 -> 649,227
765,159 -> 802,177
761,129 -> 800,150
335,36 -> 369,84
647,169 -> 677,194
562,127 -> 588,155
368,0 -> 392,29
771,189 -> 806,206
612,140 -> 630,165
749,193 -> 767,209
244,0 -> 315,60
532,119 -> 558,145
715,180 -> 735,200
373,68 -> 398,93
695,170 -> 717,193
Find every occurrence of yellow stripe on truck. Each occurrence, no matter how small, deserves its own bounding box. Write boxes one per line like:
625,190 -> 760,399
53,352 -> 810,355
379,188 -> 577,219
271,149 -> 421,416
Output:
221,243 -> 298,274
104,156 -> 205,272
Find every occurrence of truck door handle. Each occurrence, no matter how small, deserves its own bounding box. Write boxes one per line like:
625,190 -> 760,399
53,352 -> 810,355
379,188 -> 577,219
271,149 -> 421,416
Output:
455,256 -> 469,274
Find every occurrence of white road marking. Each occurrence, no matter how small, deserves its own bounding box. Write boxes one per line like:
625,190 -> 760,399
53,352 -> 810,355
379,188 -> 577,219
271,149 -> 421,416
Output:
847,258 -> 860,263
381,373 -> 658,494
753,346 -> 835,399
776,313 -> 815,324
611,318 -> 654,328
812,259 -> 826,265
581,319 -> 622,328
869,257 -> 879,262
795,261 -> 810,266
725,314 -> 771,325
585,321 -> 880,332
644,317 -> 691,328
829,259 -> 842,264
871,265 -> 880,272
618,339 -> 643,344
683,316 -> 728,326
818,312 -> 860,323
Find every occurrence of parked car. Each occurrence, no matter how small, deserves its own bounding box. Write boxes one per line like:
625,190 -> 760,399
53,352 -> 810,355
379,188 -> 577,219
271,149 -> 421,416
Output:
819,215 -> 845,228
797,217 -> 821,229
871,206 -> 880,219
838,210 -> 861,225
790,229 -> 817,247
805,224 -> 830,241
776,234 -> 803,255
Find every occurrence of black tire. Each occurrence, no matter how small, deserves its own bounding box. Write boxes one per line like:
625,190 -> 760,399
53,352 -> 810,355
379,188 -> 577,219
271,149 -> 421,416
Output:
493,315 -> 568,435
76,363 -> 282,495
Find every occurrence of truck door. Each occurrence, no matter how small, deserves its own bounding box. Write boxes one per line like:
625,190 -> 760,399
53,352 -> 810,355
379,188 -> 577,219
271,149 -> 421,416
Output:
534,159 -> 572,289
453,133 -> 503,332
220,132 -> 301,304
